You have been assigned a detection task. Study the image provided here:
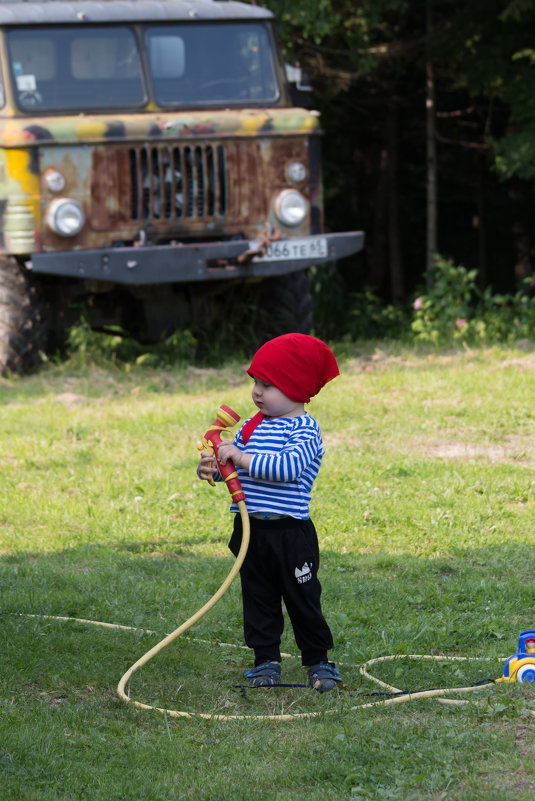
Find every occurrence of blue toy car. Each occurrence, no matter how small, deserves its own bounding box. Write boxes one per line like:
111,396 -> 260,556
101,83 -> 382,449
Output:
503,630 -> 535,682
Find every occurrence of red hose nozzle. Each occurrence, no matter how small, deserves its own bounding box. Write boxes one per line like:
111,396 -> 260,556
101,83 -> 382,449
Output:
199,405 -> 245,502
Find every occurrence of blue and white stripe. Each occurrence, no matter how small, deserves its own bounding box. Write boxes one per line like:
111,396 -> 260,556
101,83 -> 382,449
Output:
221,413 -> 324,519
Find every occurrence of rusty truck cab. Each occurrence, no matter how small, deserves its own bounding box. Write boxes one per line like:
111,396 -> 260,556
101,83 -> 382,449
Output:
0,0 -> 363,373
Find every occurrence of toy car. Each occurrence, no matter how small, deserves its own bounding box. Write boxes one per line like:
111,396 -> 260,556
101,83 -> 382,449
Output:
503,630 -> 535,682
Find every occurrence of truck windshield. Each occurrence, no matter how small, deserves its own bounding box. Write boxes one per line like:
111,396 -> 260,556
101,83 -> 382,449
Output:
145,22 -> 280,106
6,21 -> 280,113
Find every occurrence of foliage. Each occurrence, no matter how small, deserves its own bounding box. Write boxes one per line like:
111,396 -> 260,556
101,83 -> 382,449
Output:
257,0 -> 535,304
411,255 -> 480,345
450,1 -> 535,181
58,260 -> 535,369
261,0 -> 407,67
62,318 -> 197,369
310,255 -> 535,348
489,36 -> 535,179
59,316 -> 254,372
411,254 -> 535,346
267,0 -> 535,182
344,288 -> 407,340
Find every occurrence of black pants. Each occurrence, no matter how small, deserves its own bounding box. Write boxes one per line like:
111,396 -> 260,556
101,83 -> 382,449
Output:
229,514 -> 334,667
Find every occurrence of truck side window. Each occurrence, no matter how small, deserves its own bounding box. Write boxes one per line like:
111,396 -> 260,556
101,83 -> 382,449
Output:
149,35 -> 185,79
71,33 -> 141,80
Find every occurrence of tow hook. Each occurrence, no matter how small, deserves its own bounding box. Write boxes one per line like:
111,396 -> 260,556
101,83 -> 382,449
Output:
237,226 -> 282,264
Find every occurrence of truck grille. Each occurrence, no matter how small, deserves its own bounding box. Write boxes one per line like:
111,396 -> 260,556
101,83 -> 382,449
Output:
129,144 -> 227,221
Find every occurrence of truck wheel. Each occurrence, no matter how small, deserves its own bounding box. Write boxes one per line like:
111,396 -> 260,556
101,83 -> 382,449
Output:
0,258 -> 47,375
253,270 -> 313,343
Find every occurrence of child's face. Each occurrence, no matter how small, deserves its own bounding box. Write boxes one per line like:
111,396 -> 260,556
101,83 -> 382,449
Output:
251,377 -> 303,418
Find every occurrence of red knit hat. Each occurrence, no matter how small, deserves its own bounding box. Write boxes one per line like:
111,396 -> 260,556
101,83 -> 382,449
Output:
247,333 -> 339,403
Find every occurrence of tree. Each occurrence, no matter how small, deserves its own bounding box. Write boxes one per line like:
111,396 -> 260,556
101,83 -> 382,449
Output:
426,0 -> 437,285
263,0 -> 535,307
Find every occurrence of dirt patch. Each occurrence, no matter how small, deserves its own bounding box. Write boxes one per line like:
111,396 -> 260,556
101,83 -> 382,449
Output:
493,349 -> 535,371
54,392 -> 90,406
415,435 -> 535,465
325,432 -> 535,465
341,344 -> 535,374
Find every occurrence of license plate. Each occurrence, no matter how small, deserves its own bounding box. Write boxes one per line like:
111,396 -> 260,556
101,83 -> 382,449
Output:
251,237 -> 328,262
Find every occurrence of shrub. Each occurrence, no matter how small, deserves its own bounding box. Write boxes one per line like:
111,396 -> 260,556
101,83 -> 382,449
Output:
411,255 -> 479,344
411,254 -> 535,346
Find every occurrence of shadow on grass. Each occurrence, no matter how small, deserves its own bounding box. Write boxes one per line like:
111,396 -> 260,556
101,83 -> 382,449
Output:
3,541 -> 535,801
2,539 -> 534,704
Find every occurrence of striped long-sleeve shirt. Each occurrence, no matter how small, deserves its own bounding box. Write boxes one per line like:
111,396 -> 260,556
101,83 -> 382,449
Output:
219,412 -> 325,519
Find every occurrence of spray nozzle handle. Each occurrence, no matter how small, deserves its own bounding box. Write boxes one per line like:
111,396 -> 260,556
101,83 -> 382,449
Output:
199,405 -> 245,502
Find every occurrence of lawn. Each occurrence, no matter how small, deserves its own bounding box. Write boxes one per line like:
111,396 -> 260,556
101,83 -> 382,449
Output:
1,343 -> 535,800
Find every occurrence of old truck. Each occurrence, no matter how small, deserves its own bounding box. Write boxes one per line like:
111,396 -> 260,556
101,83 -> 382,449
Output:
0,0 -> 364,373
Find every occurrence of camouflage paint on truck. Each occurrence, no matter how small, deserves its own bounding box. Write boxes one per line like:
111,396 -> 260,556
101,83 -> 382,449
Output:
0,0 -> 364,373
0,108 -> 334,283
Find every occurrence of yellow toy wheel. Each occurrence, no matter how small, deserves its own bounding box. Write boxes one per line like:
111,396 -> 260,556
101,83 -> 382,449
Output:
512,659 -> 535,683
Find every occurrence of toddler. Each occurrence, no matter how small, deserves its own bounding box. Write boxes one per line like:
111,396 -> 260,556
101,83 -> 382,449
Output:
197,333 -> 341,692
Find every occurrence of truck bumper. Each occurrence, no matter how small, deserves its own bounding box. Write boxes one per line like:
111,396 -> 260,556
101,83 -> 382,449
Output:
31,231 -> 364,286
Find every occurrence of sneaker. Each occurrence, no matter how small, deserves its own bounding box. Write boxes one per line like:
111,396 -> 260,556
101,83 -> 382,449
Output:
308,661 -> 342,693
245,661 -> 281,687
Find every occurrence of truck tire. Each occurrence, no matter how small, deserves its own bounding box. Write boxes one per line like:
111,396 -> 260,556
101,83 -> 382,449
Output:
253,270 -> 313,343
0,257 -> 47,375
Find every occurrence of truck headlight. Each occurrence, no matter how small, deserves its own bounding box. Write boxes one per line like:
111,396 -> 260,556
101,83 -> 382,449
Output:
47,199 -> 85,237
274,189 -> 307,227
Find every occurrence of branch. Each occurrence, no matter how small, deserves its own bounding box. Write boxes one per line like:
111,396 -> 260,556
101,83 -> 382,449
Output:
435,132 -> 491,150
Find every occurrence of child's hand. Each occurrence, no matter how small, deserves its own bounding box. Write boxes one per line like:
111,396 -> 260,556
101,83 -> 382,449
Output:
198,451 -> 217,481
217,441 -> 243,467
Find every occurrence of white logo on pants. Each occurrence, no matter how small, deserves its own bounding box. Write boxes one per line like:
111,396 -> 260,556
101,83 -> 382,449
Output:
295,563 -> 312,584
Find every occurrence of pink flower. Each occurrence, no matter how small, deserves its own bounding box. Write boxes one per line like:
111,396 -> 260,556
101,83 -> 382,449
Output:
413,297 -> 422,311
455,318 -> 466,329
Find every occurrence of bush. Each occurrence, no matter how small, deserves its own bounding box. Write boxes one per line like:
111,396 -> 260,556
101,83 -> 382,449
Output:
411,255 -> 478,344
411,254 -> 535,346
63,318 -> 197,369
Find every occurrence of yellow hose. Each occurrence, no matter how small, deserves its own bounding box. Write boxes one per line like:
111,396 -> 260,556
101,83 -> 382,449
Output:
17,604 -> 526,720
114,522 -> 507,719
357,653 -> 502,710
14,497 -> 531,720
116,499 -> 250,719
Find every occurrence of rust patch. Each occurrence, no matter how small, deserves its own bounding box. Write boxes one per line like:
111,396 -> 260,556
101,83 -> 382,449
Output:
90,147 -> 132,230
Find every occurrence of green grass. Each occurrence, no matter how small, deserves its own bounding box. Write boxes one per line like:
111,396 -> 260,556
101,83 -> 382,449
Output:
2,343 -> 535,799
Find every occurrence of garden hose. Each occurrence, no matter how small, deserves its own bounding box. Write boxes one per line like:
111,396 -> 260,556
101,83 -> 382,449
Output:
358,654 -> 502,710
19,603 -> 520,721
16,605 -> 532,720
115,498 -> 250,719
12,398 -> 535,720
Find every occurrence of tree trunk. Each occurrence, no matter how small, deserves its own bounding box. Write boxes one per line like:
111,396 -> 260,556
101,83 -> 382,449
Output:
508,181 -> 533,282
426,0 -> 437,287
476,152 -> 488,288
368,140 -> 389,292
387,99 -> 404,303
